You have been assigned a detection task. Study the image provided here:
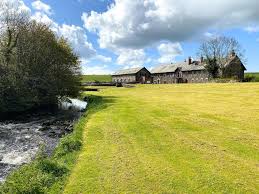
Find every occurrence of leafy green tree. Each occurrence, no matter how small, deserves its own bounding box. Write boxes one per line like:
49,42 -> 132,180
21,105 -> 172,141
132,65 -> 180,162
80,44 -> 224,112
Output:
205,57 -> 220,79
0,2 -> 81,115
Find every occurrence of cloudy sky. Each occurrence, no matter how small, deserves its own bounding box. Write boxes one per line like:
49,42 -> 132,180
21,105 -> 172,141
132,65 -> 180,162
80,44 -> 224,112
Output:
14,0 -> 259,73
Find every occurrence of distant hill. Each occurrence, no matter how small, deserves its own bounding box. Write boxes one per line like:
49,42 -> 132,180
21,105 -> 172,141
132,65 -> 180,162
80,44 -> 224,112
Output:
81,75 -> 112,83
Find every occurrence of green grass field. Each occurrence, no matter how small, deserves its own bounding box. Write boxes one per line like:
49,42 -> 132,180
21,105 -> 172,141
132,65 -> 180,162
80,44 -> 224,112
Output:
81,75 -> 112,82
64,83 -> 259,193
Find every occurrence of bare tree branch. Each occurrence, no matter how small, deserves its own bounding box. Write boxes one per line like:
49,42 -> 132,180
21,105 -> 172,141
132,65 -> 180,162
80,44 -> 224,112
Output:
198,36 -> 246,68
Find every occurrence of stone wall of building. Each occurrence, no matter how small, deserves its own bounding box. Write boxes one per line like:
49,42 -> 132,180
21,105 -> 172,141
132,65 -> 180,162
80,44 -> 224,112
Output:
152,70 -> 209,84
112,75 -> 136,83
136,68 -> 152,83
182,70 -> 209,83
222,59 -> 245,81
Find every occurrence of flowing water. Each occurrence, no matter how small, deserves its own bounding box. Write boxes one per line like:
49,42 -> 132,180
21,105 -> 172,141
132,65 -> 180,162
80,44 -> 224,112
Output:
0,98 -> 87,182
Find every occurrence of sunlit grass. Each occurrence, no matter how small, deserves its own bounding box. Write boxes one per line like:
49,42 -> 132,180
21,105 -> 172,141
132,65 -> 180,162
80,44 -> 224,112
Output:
64,83 -> 259,193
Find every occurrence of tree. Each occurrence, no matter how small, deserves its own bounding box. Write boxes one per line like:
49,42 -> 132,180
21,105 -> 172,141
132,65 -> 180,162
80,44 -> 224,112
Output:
198,36 -> 246,68
0,2 -> 81,115
0,0 -> 29,66
205,57 -> 220,78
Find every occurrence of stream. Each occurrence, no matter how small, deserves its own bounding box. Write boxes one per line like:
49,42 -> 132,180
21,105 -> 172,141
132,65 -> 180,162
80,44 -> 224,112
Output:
0,98 -> 87,183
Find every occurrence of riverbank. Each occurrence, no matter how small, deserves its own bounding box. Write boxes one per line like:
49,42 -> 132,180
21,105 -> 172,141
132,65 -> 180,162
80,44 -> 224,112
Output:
0,110 -> 80,183
0,96 -> 97,193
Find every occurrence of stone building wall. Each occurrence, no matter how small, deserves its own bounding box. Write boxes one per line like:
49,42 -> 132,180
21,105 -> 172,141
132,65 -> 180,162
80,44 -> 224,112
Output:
112,75 -> 136,83
136,68 -> 152,83
182,70 -> 209,83
152,70 -> 209,84
222,59 -> 245,81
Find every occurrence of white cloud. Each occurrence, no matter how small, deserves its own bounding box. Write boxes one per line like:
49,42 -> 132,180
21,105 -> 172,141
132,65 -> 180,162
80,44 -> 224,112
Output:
57,24 -> 96,58
95,55 -> 112,63
82,65 -> 112,75
31,12 -> 54,25
116,49 -> 148,67
32,0 -> 52,15
29,2 -> 112,75
157,42 -> 183,63
245,26 -> 259,33
82,0 -> 259,50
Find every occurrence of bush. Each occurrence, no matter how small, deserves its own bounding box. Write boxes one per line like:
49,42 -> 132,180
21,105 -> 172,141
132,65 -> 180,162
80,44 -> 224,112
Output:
55,137 -> 82,157
37,159 -> 68,177
0,165 -> 52,194
244,75 -> 257,82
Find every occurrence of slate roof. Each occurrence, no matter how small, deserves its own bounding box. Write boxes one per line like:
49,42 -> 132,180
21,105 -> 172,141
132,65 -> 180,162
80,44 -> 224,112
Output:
112,67 -> 144,76
224,55 -> 247,70
151,62 -> 206,74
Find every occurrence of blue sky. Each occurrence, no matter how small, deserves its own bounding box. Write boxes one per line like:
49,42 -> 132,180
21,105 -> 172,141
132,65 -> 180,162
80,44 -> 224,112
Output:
20,0 -> 259,73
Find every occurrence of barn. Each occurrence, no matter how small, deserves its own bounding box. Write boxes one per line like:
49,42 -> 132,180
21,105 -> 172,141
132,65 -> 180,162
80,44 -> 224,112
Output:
222,51 -> 247,81
112,67 -> 152,84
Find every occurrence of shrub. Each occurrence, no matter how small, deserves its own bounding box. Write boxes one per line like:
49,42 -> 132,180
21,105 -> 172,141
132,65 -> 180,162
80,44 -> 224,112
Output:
244,75 -> 256,82
37,159 -> 68,177
0,165 -> 52,194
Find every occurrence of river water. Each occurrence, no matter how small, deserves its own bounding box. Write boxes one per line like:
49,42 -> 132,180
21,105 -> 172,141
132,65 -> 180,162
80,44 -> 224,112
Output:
0,98 -> 87,182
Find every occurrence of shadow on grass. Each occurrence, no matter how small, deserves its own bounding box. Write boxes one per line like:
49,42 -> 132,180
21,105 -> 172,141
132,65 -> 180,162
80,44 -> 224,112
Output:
86,94 -> 117,114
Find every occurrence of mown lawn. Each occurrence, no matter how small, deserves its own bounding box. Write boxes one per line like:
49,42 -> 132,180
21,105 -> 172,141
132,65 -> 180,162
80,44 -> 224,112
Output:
64,83 -> 259,194
81,75 -> 112,82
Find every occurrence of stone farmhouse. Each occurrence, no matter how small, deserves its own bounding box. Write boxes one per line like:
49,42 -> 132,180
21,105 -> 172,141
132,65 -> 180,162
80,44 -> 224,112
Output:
151,57 -> 208,84
221,50 -> 246,80
112,51 -> 246,84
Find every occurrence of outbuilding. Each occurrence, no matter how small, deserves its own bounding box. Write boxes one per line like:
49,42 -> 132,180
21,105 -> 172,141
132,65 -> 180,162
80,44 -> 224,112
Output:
112,67 -> 152,84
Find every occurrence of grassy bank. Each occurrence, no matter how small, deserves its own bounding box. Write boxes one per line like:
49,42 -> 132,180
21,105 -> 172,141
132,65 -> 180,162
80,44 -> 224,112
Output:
0,95 -> 103,194
81,75 -> 112,83
64,84 -> 259,193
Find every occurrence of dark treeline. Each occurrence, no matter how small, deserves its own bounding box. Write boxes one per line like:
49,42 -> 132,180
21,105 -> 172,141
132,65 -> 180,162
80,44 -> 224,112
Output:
0,2 -> 81,116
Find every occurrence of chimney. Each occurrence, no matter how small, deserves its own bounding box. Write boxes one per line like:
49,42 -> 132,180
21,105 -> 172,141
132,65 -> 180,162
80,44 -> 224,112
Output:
231,50 -> 236,58
200,56 -> 204,63
188,57 -> 192,65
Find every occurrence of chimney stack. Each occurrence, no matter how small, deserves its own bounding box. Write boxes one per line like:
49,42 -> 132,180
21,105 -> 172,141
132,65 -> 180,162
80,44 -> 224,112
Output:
231,50 -> 236,58
188,57 -> 192,65
200,56 -> 204,63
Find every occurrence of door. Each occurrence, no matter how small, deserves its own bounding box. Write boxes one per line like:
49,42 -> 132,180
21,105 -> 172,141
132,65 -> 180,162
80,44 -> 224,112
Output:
142,76 -> 146,84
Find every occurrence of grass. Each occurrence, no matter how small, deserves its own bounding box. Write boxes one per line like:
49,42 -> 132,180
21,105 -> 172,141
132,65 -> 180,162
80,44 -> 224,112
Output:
245,72 -> 259,82
64,83 -> 259,194
0,95 -> 104,194
81,75 -> 112,83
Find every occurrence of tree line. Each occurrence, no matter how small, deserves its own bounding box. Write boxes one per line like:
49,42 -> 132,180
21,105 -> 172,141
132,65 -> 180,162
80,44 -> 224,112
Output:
0,2 -> 81,115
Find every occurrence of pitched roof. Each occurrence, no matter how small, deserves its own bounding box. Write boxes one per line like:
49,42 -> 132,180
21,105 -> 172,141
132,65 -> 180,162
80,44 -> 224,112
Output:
151,62 -> 206,74
224,55 -> 247,70
112,67 -> 144,76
